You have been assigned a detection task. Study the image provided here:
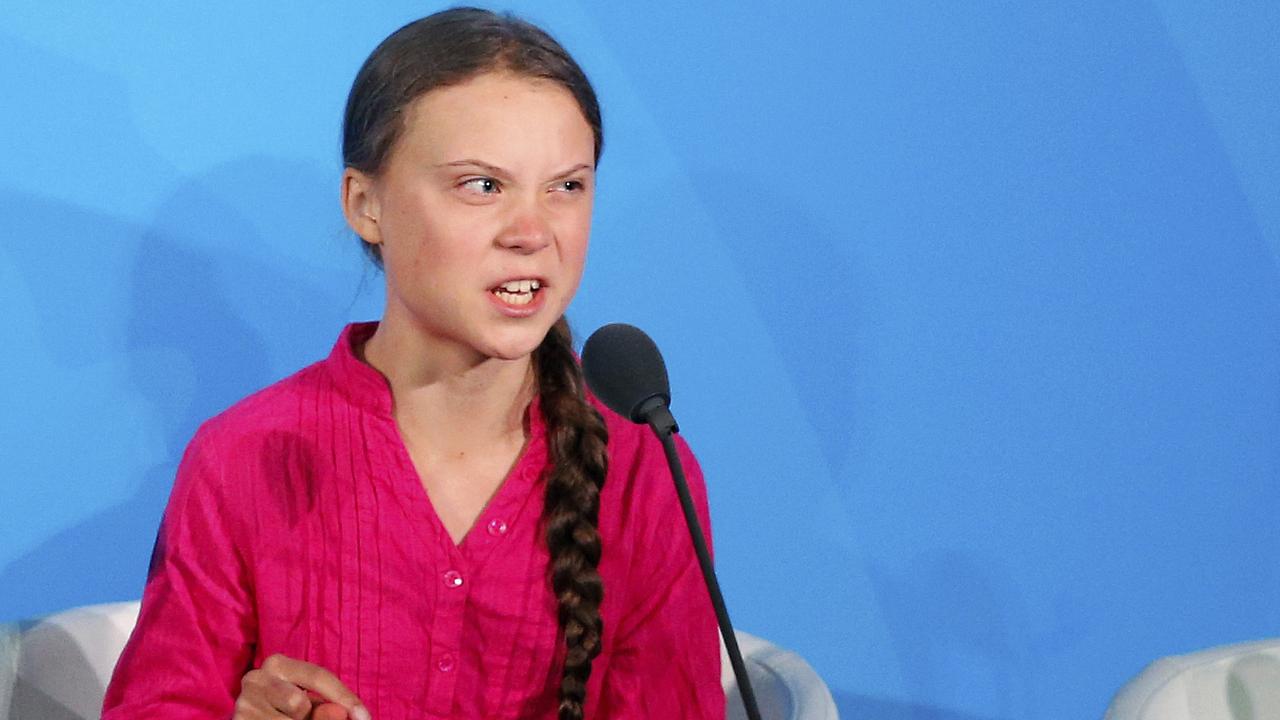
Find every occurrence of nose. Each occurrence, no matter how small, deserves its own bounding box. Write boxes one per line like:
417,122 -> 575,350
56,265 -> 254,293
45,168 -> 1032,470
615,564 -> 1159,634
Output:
496,200 -> 552,254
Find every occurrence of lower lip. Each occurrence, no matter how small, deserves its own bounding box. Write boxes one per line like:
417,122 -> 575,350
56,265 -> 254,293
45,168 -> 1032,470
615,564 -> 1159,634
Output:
488,288 -> 547,318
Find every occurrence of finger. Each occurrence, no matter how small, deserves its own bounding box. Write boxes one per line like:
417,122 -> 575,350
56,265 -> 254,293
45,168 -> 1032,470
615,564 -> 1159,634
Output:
263,675 -> 312,720
310,702 -> 351,720
261,655 -> 371,720
236,670 -> 297,720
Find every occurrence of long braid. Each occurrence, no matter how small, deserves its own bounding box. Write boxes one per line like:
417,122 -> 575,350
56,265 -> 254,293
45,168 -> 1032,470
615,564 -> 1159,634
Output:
535,316 -> 609,720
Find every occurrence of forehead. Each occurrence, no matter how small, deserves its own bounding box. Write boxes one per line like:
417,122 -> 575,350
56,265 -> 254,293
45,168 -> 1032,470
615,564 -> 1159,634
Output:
394,72 -> 594,165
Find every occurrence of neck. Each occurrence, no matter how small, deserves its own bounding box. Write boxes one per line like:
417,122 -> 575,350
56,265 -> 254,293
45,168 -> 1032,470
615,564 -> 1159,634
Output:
360,316 -> 537,455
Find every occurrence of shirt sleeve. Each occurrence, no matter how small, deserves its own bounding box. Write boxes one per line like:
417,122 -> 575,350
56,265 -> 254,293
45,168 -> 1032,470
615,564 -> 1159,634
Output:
594,434 -> 726,719
102,425 -> 258,719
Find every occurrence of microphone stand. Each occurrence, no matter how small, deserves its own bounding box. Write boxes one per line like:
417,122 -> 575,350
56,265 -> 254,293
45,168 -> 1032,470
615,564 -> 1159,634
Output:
641,400 -> 764,720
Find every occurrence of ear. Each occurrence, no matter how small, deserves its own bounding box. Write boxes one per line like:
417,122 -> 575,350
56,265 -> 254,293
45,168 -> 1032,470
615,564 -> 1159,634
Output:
341,167 -> 383,246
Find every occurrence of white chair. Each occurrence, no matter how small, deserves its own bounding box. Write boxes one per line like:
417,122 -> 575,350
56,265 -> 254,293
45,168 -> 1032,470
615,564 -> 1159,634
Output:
1106,639 -> 1280,720
0,601 -> 138,720
721,630 -> 839,720
3,600 -> 839,719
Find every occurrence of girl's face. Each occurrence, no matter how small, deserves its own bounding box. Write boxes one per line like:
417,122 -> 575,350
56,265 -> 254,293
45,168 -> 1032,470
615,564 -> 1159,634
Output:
345,71 -> 596,364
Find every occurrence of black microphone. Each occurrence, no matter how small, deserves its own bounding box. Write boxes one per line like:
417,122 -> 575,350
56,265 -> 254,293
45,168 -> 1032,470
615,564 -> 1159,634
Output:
581,323 -> 763,720
581,323 -> 678,433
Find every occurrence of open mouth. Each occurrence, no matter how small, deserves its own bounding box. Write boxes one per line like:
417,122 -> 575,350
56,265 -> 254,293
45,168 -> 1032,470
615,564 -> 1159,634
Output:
491,278 -> 542,306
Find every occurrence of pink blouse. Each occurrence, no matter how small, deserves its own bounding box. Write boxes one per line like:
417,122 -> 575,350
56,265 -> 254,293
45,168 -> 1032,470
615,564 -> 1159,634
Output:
102,322 -> 724,719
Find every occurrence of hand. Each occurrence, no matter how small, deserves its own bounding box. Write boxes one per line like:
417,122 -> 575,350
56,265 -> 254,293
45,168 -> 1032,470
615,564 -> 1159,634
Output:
234,653 -> 372,720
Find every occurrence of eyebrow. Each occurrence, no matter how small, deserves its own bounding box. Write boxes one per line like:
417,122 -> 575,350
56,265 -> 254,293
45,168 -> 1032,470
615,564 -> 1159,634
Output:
551,163 -> 594,179
436,159 -> 594,181
437,159 -> 508,176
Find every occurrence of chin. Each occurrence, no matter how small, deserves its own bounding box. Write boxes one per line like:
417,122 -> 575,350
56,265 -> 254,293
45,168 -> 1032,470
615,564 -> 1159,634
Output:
481,328 -> 553,362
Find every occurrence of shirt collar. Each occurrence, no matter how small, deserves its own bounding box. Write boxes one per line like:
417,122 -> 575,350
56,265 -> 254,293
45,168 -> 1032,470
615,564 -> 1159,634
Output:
323,322 -> 547,444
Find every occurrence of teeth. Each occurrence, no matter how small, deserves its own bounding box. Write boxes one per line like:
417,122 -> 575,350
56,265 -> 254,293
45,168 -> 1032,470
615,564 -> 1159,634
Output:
495,290 -> 535,305
498,279 -> 540,293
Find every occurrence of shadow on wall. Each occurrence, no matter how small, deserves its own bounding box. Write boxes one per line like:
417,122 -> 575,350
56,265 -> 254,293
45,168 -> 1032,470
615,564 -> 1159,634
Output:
865,551 -> 1082,720
684,167 -> 866,481
0,186 -> 271,618
0,154 -> 351,619
0,29 -> 267,619
832,691 -> 1004,720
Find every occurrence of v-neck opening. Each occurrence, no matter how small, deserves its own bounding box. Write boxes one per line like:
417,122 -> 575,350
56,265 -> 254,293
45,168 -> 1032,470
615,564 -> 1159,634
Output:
332,321 -> 549,565
444,435 -> 529,549
380,396 -> 548,568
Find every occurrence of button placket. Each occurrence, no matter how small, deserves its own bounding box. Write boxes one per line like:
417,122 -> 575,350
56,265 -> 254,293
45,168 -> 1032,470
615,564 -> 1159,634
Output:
424,548 -> 468,715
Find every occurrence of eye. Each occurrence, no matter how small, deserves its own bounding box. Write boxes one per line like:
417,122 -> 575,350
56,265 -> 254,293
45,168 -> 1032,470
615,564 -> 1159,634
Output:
460,177 -> 501,194
553,179 -> 586,193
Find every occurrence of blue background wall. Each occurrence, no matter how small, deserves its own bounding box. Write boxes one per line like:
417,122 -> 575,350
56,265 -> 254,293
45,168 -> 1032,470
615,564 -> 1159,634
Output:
2,2 -> 1278,718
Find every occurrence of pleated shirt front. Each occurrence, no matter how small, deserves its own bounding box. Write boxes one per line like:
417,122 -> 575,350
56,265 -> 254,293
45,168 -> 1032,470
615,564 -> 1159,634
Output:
102,322 -> 724,719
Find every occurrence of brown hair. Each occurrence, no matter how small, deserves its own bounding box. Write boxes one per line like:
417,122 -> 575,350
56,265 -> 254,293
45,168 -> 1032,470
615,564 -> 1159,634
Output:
341,9 -> 609,718
343,7 -> 603,266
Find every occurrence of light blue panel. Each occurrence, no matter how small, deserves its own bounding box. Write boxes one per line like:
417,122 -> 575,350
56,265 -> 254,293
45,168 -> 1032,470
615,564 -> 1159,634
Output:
1146,1 -> 1280,261
2,2 -> 1278,719
584,4 -> 1280,719
0,0 -> 424,616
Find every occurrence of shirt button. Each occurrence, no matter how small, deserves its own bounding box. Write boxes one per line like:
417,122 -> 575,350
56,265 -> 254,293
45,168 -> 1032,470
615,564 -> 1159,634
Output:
437,653 -> 455,672
486,518 -> 509,536
442,570 -> 463,588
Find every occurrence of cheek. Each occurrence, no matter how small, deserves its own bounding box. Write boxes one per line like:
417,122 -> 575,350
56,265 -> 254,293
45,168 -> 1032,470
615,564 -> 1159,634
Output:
559,240 -> 590,306
391,210 -> 476,274
381,228 -> 459,301
560,208 -> 593,266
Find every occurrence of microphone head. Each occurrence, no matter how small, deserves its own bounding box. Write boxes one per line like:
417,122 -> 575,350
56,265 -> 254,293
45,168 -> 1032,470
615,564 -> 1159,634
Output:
581,323 -> 671,424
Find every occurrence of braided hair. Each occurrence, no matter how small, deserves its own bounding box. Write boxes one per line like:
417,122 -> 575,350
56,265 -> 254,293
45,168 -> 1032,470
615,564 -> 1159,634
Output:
535,317 -> 610,719
341,10 -> 609,717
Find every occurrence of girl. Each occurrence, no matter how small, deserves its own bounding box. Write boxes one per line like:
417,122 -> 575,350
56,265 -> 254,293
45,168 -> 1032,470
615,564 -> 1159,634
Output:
102,8 -> 724,720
